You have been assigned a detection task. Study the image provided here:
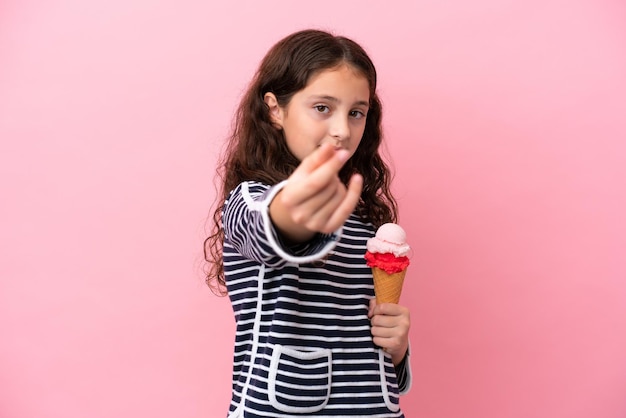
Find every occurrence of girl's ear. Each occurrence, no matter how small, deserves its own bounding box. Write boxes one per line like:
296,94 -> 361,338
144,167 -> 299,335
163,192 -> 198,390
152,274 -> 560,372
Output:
263,92 -> 284,129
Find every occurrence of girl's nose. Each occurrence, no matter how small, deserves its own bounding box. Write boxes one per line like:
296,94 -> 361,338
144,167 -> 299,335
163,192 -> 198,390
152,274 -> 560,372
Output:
329,115 -> 350,141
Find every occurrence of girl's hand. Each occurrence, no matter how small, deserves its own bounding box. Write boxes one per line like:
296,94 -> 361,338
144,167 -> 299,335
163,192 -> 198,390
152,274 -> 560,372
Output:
368,298 -> 410,366
270,143 -> 363,243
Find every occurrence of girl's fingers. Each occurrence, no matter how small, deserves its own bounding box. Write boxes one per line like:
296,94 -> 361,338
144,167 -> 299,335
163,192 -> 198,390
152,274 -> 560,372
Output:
291,173 -> 359,234
290,182 -> 340,225
276,144 -> 359,234
322,173 -> 362,232
371,314 -> 406,329
370,303 -> 410,330
368,298 -> 376,318
284,146 -> 350,205
347,173 -> 363,202
371,328 -> 401,340
289,143 -> 340,183
370,301 -> 407,317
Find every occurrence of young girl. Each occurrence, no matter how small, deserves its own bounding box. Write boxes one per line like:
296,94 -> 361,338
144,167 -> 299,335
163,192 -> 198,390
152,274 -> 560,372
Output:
205,29 -> 412,417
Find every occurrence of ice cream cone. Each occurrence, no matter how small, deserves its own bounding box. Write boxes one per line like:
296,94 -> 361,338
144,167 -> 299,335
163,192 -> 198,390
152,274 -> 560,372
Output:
371,267 -> 406,304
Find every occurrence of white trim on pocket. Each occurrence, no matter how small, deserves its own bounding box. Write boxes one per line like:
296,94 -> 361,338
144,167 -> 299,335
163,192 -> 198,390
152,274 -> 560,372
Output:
378,349 -> 401,412
268,344 -> 333,414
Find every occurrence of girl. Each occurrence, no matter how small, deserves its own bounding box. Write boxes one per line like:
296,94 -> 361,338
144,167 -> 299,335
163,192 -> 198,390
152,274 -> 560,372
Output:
205,29 -> 412,417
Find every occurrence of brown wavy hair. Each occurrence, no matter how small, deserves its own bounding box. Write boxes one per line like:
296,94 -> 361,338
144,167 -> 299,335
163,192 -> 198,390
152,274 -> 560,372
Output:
204,29 -> 398,295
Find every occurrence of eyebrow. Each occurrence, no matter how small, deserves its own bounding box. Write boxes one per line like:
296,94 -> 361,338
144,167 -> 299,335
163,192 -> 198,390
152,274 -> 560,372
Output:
310,95 -> 369,108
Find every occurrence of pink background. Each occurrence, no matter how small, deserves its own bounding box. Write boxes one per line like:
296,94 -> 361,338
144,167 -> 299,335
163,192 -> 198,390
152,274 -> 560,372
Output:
1,1 -> 625,417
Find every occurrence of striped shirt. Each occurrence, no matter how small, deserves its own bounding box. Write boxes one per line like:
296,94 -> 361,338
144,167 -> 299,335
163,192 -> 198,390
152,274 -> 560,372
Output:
223,181 -> 412,417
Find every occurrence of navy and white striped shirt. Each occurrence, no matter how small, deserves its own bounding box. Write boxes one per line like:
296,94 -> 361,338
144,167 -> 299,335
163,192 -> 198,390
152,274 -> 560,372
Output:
223,181 -> 412,417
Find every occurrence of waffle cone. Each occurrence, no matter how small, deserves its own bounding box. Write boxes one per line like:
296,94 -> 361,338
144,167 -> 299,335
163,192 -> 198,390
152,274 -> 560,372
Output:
371,267 -> 406,304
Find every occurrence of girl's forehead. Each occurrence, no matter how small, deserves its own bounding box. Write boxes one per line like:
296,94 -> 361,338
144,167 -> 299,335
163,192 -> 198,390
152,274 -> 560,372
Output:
301,65 -> 370,100
309,63 -> 368,83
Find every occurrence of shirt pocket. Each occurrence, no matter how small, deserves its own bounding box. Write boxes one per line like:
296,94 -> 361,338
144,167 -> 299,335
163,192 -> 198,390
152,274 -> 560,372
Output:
267,344 -> 332,414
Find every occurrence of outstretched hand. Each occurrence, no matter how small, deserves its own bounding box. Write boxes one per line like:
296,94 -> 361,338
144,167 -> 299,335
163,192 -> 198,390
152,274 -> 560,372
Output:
270,143 -> 363,243
368,298 -> 410,366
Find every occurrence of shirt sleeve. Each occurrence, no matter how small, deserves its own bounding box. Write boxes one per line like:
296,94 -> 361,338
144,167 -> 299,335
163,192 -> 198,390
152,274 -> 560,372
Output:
222,181 -> 342,267
395,346 -> 412,395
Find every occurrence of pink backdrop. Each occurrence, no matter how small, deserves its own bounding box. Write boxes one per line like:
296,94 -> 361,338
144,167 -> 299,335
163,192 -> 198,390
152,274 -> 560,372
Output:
1,1 -> 625,417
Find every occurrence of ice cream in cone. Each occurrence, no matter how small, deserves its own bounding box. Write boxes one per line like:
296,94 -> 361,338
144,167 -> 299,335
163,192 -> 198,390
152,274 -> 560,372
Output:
365,223 -> 410,304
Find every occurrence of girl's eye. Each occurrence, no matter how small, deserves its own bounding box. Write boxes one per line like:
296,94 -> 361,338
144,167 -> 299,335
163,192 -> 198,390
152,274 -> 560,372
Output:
314,105 -> 330,113
350,110 -> 366,119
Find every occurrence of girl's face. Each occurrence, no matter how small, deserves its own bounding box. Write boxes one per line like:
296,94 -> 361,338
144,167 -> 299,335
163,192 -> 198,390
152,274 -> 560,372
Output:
264,65 -> 370,162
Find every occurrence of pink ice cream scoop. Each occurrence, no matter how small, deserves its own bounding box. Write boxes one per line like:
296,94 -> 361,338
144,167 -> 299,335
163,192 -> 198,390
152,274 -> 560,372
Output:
366,223 -> 411,258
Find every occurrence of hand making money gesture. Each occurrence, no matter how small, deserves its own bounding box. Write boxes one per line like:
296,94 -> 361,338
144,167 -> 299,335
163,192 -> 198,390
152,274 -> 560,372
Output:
269,143 -> 363,244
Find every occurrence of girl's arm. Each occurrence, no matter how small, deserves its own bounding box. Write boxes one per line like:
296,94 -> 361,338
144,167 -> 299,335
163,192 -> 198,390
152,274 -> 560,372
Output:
224,181 -> 341,267
269,143 -> 362,244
